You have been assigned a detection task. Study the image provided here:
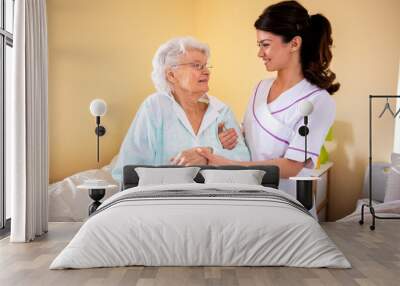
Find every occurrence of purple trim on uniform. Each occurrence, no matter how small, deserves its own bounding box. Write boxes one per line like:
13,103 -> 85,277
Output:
270,89 -> 321,115
252,80 -> 290,145
287,146 -> 319,157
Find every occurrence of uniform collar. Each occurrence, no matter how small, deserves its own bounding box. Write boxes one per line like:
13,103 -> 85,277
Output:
266,78 -> 320,114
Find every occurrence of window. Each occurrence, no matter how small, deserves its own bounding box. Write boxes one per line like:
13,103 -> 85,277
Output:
0,0 -> 14,233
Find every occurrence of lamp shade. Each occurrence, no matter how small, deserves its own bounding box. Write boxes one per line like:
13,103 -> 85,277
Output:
298,101 -> 314,117
89,99 -> 107,117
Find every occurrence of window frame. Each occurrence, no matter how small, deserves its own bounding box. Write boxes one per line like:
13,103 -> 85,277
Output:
0,0 -> 14,232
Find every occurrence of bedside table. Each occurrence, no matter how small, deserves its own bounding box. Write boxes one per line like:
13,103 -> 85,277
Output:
77,181 -> 118,215
289,162 -> 333,221
310,162 -> 333,221
289,176 -> 321,211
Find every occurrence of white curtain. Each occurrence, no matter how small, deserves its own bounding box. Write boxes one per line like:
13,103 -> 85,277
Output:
9,0 -> 49,242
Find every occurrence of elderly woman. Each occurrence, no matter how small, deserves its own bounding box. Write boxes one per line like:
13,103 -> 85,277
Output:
112,37 -> 250,182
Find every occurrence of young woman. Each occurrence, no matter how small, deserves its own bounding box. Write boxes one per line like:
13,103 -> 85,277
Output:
196,1 -> 339,190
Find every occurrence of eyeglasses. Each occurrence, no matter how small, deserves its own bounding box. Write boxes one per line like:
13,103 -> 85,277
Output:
171,62 -> 213,71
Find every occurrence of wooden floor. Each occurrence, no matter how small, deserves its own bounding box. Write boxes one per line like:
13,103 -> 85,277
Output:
0,221 -> 399,286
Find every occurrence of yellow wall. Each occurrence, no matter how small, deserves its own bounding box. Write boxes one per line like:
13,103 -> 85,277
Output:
48,0 -> 400,220
47,0 -> 195,181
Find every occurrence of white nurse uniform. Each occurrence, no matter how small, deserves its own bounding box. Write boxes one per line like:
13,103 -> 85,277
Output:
243,78 -> 336,214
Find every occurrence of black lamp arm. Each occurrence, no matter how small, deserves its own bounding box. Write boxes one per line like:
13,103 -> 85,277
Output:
94,116 -> 106,163
94,116 -> 106,137
298,116 -> 310,164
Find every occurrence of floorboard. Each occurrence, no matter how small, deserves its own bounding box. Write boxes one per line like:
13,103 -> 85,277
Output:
0,221 -> 399,286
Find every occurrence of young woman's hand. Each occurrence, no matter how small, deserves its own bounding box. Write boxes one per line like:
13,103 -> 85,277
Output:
196,148 -> 235,166
218,122 -> 238,150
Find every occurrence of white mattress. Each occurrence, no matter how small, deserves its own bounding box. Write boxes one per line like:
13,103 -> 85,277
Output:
50,183 -> 350,269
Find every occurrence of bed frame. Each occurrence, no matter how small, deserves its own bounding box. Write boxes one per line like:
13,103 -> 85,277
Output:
122,165 -> 280,190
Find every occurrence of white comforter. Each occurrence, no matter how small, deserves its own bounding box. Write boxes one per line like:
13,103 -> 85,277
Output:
50,183 -> 350,269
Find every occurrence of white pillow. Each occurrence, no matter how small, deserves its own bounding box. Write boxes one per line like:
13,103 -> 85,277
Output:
135,167 -> 200,186
384,153 -> 400,202
200,169 -> 266,185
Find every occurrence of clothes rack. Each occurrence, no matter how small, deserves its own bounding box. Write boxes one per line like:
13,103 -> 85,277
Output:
359,95 -> 400,230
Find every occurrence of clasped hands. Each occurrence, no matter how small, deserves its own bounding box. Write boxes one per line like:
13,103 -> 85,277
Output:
170,122 -> 239,166
170,147 -> 212,166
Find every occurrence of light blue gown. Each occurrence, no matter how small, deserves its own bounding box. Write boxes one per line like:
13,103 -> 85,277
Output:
112,92 -> 250,182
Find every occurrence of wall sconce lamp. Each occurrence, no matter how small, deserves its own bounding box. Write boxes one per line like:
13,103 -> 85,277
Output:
89,99 -> 107,163
290,101 -> 317,211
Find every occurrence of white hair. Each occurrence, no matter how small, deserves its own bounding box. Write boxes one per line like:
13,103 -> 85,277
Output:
151,36 -> 210,94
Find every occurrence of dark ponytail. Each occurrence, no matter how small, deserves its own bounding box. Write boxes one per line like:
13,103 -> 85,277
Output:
254,1 -> 340,94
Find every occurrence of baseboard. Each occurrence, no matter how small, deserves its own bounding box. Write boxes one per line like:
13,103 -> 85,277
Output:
0,218 -> 11,239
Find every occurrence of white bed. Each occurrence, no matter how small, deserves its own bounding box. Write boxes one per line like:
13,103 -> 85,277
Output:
50,183 -> 350,269
48,156 -> 319,221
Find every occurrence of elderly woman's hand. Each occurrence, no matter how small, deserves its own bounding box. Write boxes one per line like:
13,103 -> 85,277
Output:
218,123 -> 238,150
170,147 -> 209,166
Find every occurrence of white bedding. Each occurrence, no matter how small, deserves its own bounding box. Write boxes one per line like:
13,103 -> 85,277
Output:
50,183 -> 350,269
49,157 -> 119,222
